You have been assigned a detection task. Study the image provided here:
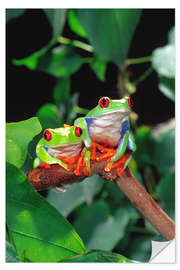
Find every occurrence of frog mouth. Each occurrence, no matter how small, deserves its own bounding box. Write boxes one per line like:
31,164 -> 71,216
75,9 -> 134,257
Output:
47,142 -> 83,158
99,108 -> 131,117
47,142 -> 81,150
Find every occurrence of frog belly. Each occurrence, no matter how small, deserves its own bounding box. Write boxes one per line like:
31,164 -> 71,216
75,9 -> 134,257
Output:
89,113 -> 125,147
48,142 -> 83,158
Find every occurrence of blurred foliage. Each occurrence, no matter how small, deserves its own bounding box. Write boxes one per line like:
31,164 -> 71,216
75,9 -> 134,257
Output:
6,9 -> 175,263
152,27 -> 175,100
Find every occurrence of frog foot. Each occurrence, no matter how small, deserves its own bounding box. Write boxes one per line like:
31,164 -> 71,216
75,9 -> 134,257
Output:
74,151 -> 89,176
96,148 -> 117,162
90,142 -> 115,160
104,153 -> 130,176
39,162 -> 51,169
56,155 -> 80,171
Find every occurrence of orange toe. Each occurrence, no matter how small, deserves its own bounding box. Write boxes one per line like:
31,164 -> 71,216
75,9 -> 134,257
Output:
39,162 -> 51,169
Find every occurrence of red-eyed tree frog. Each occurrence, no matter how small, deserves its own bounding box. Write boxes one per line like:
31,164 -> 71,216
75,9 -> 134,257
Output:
33,125 -> 91,176
74,96 -> 136,176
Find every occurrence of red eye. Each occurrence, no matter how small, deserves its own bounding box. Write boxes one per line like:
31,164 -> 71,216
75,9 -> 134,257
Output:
128,97 -> 132,107
43,130 -> 52,141
98,97 -> 110,108
75,126 -> 83,137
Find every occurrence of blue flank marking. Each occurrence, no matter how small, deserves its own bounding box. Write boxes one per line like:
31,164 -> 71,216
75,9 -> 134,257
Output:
44,146 -> 48,152
117,120 -> 130,150
121,120 -> 130,136
85,118 -> 96,132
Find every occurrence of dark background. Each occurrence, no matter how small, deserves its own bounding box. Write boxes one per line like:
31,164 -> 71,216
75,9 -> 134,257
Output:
6,9 -> 175,125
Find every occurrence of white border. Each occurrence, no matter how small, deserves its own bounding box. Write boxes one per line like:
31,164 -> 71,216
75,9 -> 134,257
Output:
2,1 -> 179,269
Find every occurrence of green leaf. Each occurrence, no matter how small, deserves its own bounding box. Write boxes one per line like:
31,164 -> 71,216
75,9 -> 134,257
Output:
152,44 -> 175,78
68,9 -> 87,38
168,27 -> 175,45
159,76 -> 175,101
156,173 -> 175,219
6,163 -> 85,262
43,9 -> 66,39
128,235 -> 152,262
77,9 -> 142,67
90,55 -> 107,81
74,200 -> 129,251
13,49 -> 45,70
38,46 -> 83,78
53,77 -> 70,107
47,175 -> 103,217
37,103 -> 63,129
61,250 -> 133,262
6,241 -> 20,262
133,126 -> 154,168
6,117 -> 42,168
152,127 -> 175,175
6,9 -> 25,23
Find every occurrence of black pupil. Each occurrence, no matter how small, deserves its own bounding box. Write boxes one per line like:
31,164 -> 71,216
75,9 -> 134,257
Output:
101,98 -> 107,106
79,128 -> 82,135
44,132 -> 48,139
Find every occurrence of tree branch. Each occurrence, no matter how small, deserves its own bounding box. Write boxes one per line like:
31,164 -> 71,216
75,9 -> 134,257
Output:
27,161 -> 175,241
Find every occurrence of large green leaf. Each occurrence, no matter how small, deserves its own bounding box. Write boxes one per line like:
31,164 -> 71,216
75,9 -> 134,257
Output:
128,235 -> 152,262
37,45 -> 83,78
6,241 -> 19,262
6,9 -> 25,23
61,250 -> 133,262
90,55 -> 107,81
67,9 -> 87,38
159,76 -> 175,101
53,77 -> 70,107
37,103 -> 63,129
74,200 -> 129,250
168,27 -> 175,45
43,9 -> 66,40
152,127 -> 175,175
156,173 -> 175,219
6,163 -> 85,262
152,44 -> 175,78
77,9 -> 142,67
6,117 -> 42,168
47,175 -> 103,217
152,27 -> 175,101
133,126 -> 154,168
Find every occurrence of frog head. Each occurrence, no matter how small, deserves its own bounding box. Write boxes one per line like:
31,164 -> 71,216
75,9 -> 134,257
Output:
86,96 -> 132,118
37,126 -> 83,149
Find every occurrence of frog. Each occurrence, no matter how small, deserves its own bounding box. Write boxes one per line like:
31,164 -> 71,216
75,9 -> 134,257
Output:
74,96 -> 136,176
33,125 -> 91,176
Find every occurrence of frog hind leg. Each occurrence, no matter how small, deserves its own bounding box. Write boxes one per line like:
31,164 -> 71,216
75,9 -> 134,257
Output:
104,133 -> 136,175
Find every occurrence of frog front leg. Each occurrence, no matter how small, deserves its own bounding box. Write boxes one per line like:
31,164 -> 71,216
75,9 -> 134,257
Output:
111,134 -> 136,176
34,146 -> 69,170
104,119 -> 130,172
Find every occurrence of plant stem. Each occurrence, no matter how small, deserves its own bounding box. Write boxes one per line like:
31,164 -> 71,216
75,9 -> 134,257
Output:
125,56 -> 152,66
58,36 -> 93,53
133,66 -> 154,86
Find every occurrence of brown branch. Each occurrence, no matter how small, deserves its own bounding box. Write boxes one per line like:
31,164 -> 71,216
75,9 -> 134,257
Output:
27,161 -> 175,241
